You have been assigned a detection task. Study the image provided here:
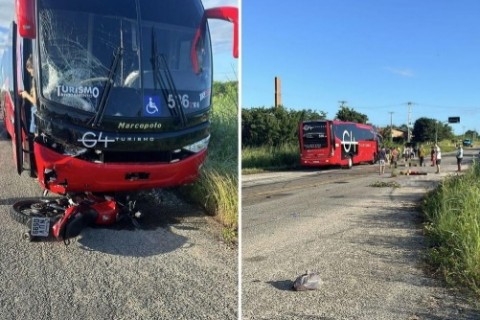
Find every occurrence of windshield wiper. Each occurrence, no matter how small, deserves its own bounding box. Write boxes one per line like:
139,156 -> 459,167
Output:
159,54 -> 187,127
90,46 -> 123,128
150,28 -> 187,127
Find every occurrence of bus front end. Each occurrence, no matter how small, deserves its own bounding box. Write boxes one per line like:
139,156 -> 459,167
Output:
300,120 -> 337,167
33,0 -> 221,193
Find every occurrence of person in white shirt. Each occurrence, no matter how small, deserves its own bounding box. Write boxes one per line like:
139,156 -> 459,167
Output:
456,144 -> 464,172
435,144 -> 442,174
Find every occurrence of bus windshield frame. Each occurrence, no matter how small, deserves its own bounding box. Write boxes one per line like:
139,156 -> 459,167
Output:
301,120 -> 329,150
37,0 -> 213,119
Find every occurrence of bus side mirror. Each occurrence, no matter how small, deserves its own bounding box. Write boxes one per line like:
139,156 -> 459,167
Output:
16,0 -> 36,38
205,6 -> 239,58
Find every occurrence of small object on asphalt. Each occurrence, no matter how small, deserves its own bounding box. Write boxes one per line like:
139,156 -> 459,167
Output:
292,271 -> 323,291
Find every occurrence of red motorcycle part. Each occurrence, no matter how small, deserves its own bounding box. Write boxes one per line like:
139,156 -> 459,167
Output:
51,199 -> 118,239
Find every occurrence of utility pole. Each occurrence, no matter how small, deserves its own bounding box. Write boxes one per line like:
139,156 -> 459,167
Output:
388,112 -> 394,143
407,102 -> 413,143
338,100 -> 347,108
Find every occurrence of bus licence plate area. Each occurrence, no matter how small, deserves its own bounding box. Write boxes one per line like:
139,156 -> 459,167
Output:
31,217 -> 50,237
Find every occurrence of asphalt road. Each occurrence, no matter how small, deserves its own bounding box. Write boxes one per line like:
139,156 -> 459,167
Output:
0,125 -> 237,320
242,150 -> 480,320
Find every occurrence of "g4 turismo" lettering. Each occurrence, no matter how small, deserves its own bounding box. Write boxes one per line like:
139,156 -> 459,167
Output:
78,132 -> 155,148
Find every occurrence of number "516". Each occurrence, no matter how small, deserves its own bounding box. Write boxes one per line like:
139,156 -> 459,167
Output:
168,94 -> 190,109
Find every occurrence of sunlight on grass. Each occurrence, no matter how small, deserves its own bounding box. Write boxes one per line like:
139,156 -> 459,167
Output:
422,161 -> 480,295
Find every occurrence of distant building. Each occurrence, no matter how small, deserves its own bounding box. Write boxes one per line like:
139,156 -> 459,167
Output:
391,128 -> 406,139
379,127 -> 406,141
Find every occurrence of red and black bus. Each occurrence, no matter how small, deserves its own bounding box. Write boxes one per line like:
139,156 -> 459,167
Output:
1,0 -> 238,194
299,120 -> 379,168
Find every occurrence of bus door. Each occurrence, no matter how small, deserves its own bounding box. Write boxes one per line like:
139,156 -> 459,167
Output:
338,124 -> 359,161
11,22 -> 24,175
12,23 -> 35,176
21,39 -> 36,178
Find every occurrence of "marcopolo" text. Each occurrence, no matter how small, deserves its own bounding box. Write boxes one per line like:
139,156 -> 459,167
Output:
118,122 -> 163,130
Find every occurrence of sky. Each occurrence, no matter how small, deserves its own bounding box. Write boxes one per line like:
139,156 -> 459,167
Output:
242,0 -> 480,135
0,0 -> 237,82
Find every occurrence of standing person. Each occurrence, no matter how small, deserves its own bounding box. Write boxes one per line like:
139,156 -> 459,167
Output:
378,146 -> 387,175
20,54 -> 37,134
430,146 -> 436,166
418,145 -> 424,167
456,144 -> 464,172
390,147 -> 399,168
403,146 -> 409,162
435,144 -> 442,174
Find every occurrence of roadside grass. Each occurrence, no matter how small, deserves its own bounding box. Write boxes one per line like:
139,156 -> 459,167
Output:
242,143 -> 299,173
178,81 -> 238,244
422,161 -> 480,295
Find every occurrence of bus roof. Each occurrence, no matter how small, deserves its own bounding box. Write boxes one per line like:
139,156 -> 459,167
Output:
303,119 -> 375,130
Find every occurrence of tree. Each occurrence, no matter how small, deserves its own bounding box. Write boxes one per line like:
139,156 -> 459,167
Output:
465,130 -> 478,140
335,106 -> 368,123
412,118 -> 436,142
242,106 -> 326,147
412,117 -> 454,143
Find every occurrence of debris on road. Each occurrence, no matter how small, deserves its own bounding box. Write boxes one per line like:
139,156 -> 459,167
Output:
292,271 -> 323,291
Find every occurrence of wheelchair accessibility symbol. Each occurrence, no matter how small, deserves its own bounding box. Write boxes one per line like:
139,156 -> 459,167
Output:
143,96 -> 161,116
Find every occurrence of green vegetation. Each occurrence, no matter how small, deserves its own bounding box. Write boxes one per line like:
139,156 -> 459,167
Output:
422,161 -> 480,295
412,117 -> 454,143
242,106 -> 325,148
242,106 -> 324,173
336,105 -> 368,124
242,143 -> 299,172
179,81 -> 238,244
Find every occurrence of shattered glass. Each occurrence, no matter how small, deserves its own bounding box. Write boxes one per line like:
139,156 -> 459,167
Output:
38,0 -> 213,118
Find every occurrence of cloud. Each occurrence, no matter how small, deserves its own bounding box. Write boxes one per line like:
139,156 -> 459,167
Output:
202,0 -> 237,8
385,67 -> 415,77
0,0 -> 13,57
0,0 -> 14,30
202,0 -> 237,55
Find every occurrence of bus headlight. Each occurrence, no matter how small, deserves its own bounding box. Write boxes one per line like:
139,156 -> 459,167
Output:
63,144 -> 87,157
183,135 -> 210,153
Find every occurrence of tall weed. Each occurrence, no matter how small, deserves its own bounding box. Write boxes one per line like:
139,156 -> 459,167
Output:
242,143 -> 299,171
178,81 -> 238,243
422,162 -> 480,294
